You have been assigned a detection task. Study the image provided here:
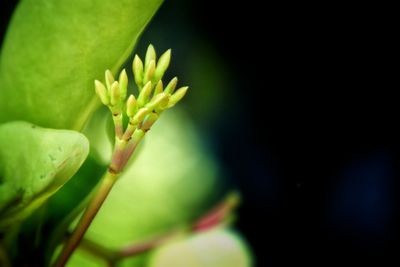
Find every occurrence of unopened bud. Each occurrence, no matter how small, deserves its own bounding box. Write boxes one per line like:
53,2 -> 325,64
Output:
145,44 -> 156,68
137,81 -> 152,107
118,69 -> 128,101
132,55 -> 144,89
147,93 -> 169,111
132,107 -> 150,125
94,80 -> 109,105
126,94 -> 137,117
105,70 -> 114,91
153,80 -> 164,96
154,49 -> 171,82
168,86 -> 188,107
143,60 -> 155,85
110,81 -> 120,106
164,77 -> 178,95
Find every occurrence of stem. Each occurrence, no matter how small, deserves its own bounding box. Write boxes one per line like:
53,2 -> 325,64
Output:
122,122 -> 136,141
111,107 -> 124,139
73,192 -> 240,265
117,192 -> 239,258
112,114 -> 124,139
109,139 -> 128,173
192,192 -> 239,232
53,132 -> 144,267
118,231 -> 178,258
52,170 -> 118,267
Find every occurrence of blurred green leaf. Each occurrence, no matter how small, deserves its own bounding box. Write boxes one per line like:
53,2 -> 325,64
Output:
66,109 -> 220,267
0,121 -> 89,230
148,229 -> 253,267
86,110 -> 219,246
66,249 -> 106,267
0,0 -> 163,130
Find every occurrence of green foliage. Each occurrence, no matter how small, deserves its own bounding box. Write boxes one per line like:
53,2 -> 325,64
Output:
0,1 -> 253,266
0,121 -> 89,230
0,0 -> 163,130
77,110 -> 218,247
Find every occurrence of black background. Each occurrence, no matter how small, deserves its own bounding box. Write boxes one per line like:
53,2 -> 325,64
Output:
149,2 -> 398,266
1,1 -> 398,266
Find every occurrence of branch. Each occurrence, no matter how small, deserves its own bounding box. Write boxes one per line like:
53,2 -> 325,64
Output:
53,170 -> 119,267
118,192 -> 240,258
52,45 -> 188,267
76,192 -> 240,264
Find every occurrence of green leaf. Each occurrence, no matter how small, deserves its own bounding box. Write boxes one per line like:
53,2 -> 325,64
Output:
0,0 -> 163,130
14,107 -> 115,266
0,121 -> 89,230
148,229 -> 253,267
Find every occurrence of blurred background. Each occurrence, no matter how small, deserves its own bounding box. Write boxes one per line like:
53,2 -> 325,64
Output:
1,1 -> 398,266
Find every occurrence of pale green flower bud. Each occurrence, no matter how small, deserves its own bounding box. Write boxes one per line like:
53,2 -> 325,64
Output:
164,77 -> 178,95
143,60 -> 155,85
146,93 -> 169,111
168,86 -> 188,107
154,49 -> 171,82
137,81 -> 152,107
153,80 -> 164,96
94,80 -> 109,105
105,70 -> 114,92
132,55 -> 144,89
132,107 -> 150,125
126,94 -> 137,117
110,81 -> 120,106
145,44 -> 156,68
118,69 -> 128,101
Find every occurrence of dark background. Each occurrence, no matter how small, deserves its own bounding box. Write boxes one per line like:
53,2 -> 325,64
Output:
1,1 -> 397,266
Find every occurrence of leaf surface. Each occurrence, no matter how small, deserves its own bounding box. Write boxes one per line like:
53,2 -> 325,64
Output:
0,0 -> 163,130
0,121 -> 89,229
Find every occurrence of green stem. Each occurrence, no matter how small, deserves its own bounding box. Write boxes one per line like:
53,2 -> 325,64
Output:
73,192 -> 239,264
52,170 -> 119,267
122,122 -> 136,141
53,131 -> 144,267
53,110 -> 153,267
112,114 -> 124,139
109,139 -> 128,173
110,106 -> 124,139
116,193 -> 239,258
